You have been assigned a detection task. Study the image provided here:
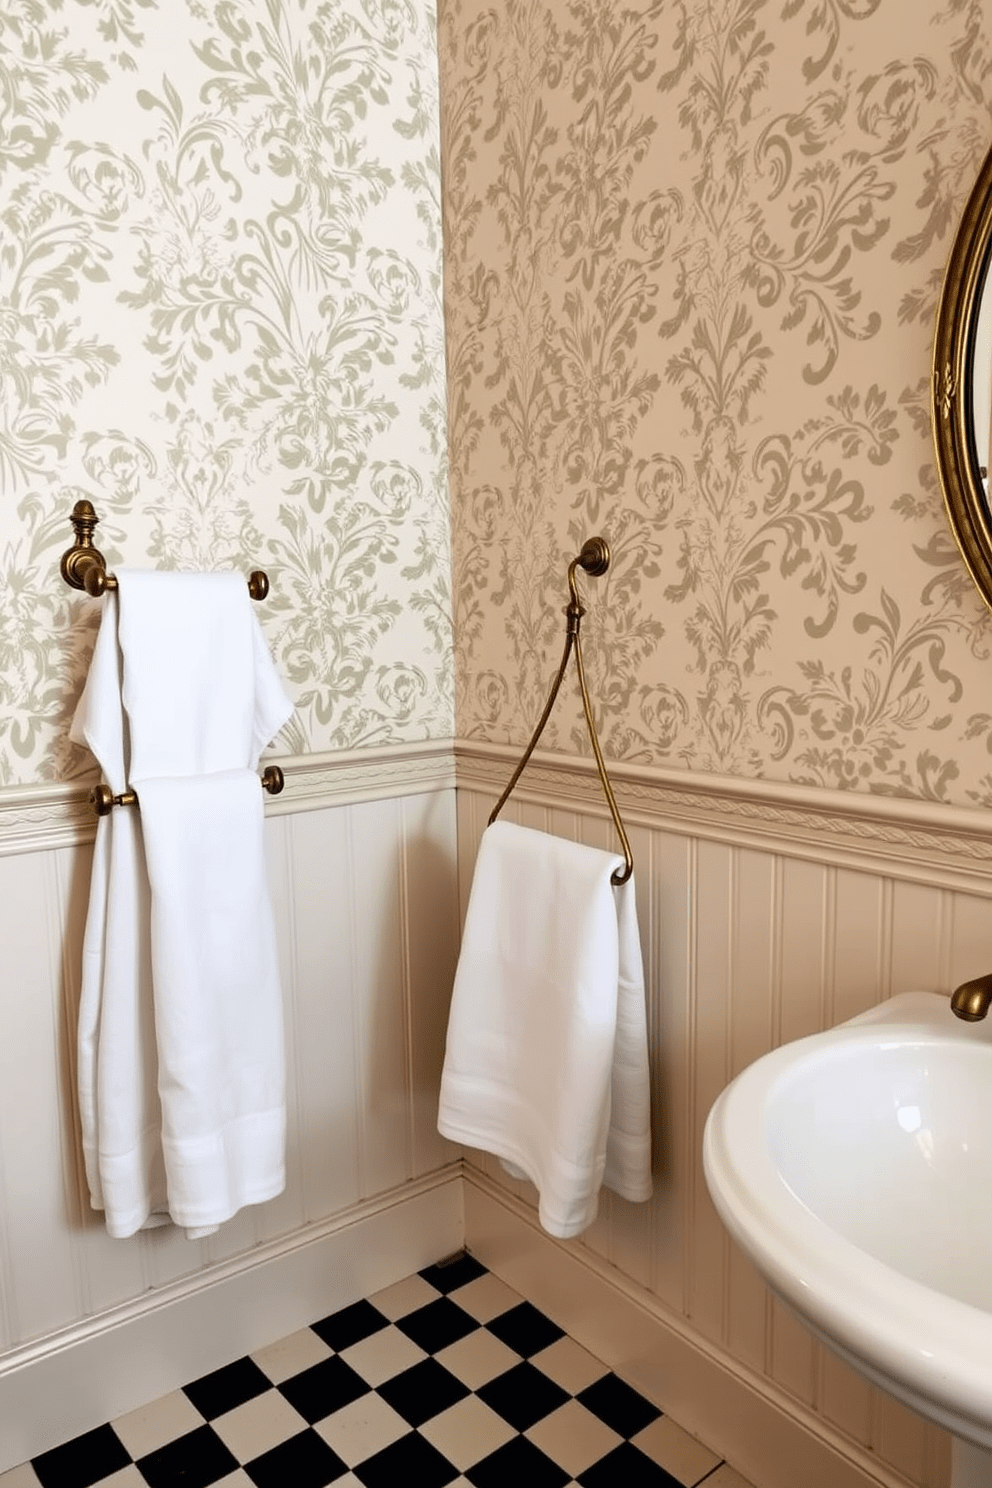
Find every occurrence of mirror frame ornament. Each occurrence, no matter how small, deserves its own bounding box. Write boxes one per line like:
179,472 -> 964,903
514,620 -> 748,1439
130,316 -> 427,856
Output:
933,142 -> 992,611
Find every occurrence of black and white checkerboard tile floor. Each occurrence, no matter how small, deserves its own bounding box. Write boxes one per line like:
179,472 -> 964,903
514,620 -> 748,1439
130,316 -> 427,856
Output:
1,1253 -> 753,1488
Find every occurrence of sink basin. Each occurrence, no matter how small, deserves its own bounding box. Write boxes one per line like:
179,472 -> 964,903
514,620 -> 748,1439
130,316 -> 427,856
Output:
703,992 -> 992,1462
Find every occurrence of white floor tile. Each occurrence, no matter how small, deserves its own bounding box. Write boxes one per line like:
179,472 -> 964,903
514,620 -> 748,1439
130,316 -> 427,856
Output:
0,1467 -> 40,1488
704,1465 -> 756,1488
367,1272 -> 441,1320
525,1399 -> 623,1478
250,1326 -> 333,1384
530,1334 -> 609,1394
434,1327 -> 520,1389
112,1389 -> 204,1458
314,1393 -> 409,1467
447,1271 -> 523,1323
419,1394 -> 516,1471
339,1323 -> 427,1386
632,1415 -> 722,1485
209,1389 -> 307,1461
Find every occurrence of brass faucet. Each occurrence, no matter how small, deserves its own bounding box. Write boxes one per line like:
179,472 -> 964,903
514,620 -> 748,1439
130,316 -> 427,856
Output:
950,973 -> 992,1021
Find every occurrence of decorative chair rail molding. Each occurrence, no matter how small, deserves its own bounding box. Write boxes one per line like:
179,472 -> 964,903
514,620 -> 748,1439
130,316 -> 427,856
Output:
456,741 -> 992,899
0,741 -> 459,857
6,737 -> 992,896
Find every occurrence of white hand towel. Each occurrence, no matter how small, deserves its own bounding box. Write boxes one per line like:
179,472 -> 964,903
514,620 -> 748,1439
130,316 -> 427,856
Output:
114,569 -> 289,776
437,820 -> 652,1238
136,770 -> 286,1232
71,595 -> 169,1237
70,572 -> 293,1239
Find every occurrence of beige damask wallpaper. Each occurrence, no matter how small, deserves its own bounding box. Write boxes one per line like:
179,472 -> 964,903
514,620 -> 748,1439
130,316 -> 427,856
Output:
0,0 -> 450,787
7,0 -> 992,809
441,0 -> 992,806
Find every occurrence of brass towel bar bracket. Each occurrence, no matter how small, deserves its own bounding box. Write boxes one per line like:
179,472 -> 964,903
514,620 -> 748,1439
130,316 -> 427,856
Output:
90,765 -> 285,818
488,536 -> 634,886
60,498 -> 270,600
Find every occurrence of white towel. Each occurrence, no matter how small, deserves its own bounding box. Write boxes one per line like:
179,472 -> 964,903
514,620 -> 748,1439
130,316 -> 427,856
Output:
136,771 -> 286,1233
70,572 -> 293,1239
72,595 -> 166,1237
437,820 -> 652,1238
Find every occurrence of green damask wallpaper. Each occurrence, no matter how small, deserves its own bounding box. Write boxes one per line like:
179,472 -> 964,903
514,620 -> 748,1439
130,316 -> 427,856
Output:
0,0 -> 451,786
441,0 -> 992,805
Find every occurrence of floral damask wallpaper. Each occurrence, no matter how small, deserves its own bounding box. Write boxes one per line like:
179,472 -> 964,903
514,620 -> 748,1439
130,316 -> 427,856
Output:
440,0 -> 992,805
0,0 -> 450,786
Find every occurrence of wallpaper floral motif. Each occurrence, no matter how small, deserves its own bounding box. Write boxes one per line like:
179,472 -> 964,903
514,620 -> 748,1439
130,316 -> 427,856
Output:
441,0 -> 992,806
0,0 -> 450,786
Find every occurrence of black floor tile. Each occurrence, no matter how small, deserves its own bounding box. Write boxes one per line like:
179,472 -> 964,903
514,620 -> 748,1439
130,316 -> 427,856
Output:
278,1355 -> 371,1423
183,1355 -> 271,1419
311,1298 -> 390,1352
244,1428 -> 349,1488
577,1440 -> 685,1486
137,1424 -> 239,1488
476,1360 -> 570,1431
418,1251 -> 488,1294
394,1296 -> 479,1353
376,1357 -> 470,1426
32,1425 -> 131,1488
466,1433 -> 571,1487
353,1429 -> 460,1488
485,1300 -> 565,1358
576,1373 -> 661,1438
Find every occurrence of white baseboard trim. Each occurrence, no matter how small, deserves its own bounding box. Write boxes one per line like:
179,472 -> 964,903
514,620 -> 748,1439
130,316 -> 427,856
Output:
463,1171 -> 911,1488
0,1167 -> 464,1473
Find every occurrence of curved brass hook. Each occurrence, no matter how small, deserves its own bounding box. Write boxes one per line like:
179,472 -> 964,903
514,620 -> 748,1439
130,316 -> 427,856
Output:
489,536 -> 634,886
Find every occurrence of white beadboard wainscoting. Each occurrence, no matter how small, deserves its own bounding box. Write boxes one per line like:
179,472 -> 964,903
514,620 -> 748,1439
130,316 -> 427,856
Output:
456,742 -> 992,1488
0,745 -> 463,1471
2,739 -> 992,1486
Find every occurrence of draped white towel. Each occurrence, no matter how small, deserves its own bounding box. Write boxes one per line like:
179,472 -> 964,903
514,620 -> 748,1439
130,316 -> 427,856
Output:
437,820 -> 652,1238
70,572 -> 293,1239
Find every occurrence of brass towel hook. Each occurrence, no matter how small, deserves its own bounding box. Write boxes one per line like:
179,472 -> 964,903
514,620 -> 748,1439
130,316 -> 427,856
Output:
489,536 -> 634,886
61,499 -> 270,600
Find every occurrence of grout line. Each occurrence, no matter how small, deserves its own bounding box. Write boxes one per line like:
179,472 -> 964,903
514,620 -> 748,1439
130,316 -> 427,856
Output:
822,863 -> 837,1031
397,797 -> 416,1181
693,1462 -> 729,1486
683,835 -> 699,1321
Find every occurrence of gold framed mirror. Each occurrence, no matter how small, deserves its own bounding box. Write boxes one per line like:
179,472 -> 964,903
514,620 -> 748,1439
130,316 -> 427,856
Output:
933,141 -> 992,611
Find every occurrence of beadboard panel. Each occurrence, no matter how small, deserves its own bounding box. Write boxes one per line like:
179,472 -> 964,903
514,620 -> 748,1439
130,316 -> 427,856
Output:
454,762 -> 992,1488
0,785 -> 461,1361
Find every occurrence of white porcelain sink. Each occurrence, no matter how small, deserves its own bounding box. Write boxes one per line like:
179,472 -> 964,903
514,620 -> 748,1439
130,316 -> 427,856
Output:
703,992 -> 992,1475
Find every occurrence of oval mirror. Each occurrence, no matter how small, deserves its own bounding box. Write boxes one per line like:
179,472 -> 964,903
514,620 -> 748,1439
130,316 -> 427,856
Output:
933,141 -> 992,608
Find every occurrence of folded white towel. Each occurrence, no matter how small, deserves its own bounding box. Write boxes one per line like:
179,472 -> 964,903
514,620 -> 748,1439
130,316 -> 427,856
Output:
71,573 -> 293,1239
437,820 -> 652,1238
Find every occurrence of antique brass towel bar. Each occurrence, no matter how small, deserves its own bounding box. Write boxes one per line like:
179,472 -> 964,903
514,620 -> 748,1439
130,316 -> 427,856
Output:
488,536 -> 634,886
89,766 -> 285,817
61,498 -> 271,600
61,498 -> 285,816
